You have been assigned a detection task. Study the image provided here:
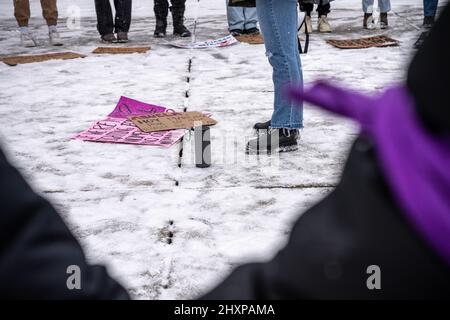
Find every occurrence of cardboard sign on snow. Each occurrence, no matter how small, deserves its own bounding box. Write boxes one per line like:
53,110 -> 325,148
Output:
130,112 -> 217,132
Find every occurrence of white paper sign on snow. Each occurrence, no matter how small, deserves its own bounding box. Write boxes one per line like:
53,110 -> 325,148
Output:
172,35 -> 238,49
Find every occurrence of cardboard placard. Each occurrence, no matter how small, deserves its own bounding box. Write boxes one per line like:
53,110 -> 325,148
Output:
235,34 -> 264,45
92,46 -> 151,54
130,111 -> 217,132
1,52 -> 85,66
326,35 -> 399,49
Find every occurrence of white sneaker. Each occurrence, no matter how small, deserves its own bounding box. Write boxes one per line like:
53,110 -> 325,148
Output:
49,28 -> 63,46
300,16 -> 313,34
318,16 -> 332,33
20,32 -> 37,47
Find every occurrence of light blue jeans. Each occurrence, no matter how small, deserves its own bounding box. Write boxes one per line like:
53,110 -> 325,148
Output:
256,0 -> 303,129
226,0 -> 258,31
363,0 -> 391,13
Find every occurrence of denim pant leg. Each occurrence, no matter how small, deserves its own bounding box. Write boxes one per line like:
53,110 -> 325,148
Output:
378,0 -> 391,13
424,0 -> 439,17
256,0 -> 303,129
363,0 -> 391,13
226,0 -> 245,30
243,8 -> 258,30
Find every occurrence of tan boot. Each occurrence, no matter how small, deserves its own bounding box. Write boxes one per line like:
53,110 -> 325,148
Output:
318,15 -> 332,33
300,15 -> 313,33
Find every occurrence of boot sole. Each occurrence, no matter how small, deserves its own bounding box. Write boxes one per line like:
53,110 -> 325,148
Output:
245,143 -> 298,155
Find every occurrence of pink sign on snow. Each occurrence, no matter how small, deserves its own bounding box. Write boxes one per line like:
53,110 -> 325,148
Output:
74,117 -> 186,148
74,96 -> 185,147
108,96 -> 175,118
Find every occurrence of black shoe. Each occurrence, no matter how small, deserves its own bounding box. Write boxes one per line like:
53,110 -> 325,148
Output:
230,29 -> 243,37
243,27 -> 260,35
423,16 -> 435,28
154,20 -> 167,38
246,129 -> 299,154
414,31 -> 429,49
174,24 -> 191,37
253,120 -> 271,130
116,32 -> 129,43
101,33 -> 117,43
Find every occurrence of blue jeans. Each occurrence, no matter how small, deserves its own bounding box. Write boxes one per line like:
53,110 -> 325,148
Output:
256,0 -> 303,129
423,0 -> 438,17
226,0 -> 258,31
362,0 -> 391,13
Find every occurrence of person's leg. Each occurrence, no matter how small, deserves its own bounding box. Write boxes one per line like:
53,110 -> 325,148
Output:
40,0 -> 58,26
299,0 -> 314,16
243,7 -> 258,31
424,0 -> 439,17
378,0 -> 391,13
114,0 -> 132,33
170,0 -> 191,37
256,0 -> 303,129
362,0 -> 374,13
95,0 -> 114,36
423,0 -> 439,27
14,0 -> 31,27
316,0 -> 331,32
226,0 -> 245,32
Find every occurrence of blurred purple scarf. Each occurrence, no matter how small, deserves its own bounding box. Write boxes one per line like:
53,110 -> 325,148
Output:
287,81 -> 450,265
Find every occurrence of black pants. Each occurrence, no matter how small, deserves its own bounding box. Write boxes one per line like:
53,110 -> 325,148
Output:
299,0 -> 330,17
95,0 -> 132,36
154,0 -> 186,21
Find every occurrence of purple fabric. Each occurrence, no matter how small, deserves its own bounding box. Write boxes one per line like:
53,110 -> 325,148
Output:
287,81 -> 450,265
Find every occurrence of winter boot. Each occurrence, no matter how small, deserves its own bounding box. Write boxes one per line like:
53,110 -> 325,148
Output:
363,13 -> 375,29
48,26 -> 63,46
246,128 -> 299,154
300,15 -> 313,34
380,12 -> 388,29
20,28 -> 37,47
423,16 -> 435,28
154,0 -> 169,38
318,15 -> 332,33
154,19 -> 167,38
101,33 -> 117,43
117,32 -> 129,43
171,3 -> 191,37
253,120 -> 271,131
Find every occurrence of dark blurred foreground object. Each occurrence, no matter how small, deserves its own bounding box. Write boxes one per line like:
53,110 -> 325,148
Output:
0,148 -> 130,299
0,3 -> 449,300
203,4 -> 450,299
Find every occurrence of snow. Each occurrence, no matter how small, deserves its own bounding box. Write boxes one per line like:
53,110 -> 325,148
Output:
0,0 -> 447,299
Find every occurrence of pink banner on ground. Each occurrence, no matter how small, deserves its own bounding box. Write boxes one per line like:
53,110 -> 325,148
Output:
108,96 -> 174,119
74,117 -> 186,147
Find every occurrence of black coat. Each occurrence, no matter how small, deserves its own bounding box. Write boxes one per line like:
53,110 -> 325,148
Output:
0,147 -> 129,299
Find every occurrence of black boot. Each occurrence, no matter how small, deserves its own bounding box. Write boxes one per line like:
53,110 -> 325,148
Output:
154,19 -> 167,38
246,128 -> 299,154
253,120 -> 271,130
171,1 -> 191,37
154,0 -> 168,38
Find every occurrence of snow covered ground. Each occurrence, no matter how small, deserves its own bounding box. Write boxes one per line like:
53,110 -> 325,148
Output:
0,0 -> 447,299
